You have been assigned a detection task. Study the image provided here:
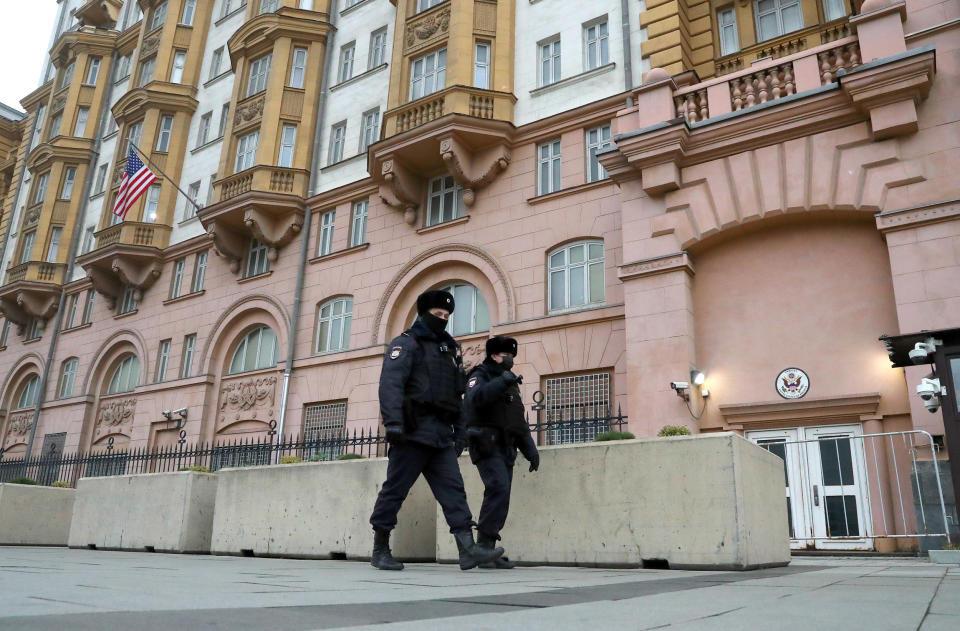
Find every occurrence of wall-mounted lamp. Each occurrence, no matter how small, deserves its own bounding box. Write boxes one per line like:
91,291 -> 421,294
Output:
671,370 -> 709,419
691,370 -> 709,398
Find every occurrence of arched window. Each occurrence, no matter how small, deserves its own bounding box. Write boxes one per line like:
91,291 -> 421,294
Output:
15,375 -> 41,409
316,297 -> 352,353
57,358 -> 79,399
107,355 -> 140,394
441,283 -> 489,336
548,241 -> 605,312
229,326 -> 278,374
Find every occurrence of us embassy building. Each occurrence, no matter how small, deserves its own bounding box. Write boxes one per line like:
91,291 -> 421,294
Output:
0,0 -> 957,552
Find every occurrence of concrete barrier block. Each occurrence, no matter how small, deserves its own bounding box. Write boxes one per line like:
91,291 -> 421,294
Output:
0,483 -> 75,545
210,458 -> 436,560
437,433 -> 790,570
68,471 -> 218,553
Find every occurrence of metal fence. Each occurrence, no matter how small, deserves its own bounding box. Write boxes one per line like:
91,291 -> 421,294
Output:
0,403 -> 628,487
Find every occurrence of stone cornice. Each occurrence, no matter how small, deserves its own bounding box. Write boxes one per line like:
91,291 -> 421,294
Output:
618,252 -> 695,281
112,83 -> 199,124
116,20 -> 141,54
306,179 -> 378,212
718,393 -> 882,430
20,81 -> 53,111
228,8 -> 332,63
50,26 -> 119,65
876,198 -> 960,233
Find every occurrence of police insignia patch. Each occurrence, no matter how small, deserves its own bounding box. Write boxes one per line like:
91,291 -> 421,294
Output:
467,377 -> 478,388
389,346 -> 402,359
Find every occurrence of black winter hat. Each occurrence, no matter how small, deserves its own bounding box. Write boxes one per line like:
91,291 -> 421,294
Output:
417,290 -> 455,316
485,336 -> 518,358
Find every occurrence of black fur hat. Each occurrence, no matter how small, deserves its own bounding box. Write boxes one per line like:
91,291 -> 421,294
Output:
485,335 -> 518,357
417,290 -> 455,316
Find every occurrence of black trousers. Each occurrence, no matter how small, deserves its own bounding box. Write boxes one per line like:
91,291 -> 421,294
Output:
476,455 -> 514,540
370,441 -> 473,534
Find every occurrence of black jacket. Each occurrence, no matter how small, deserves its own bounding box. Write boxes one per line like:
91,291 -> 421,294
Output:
378,319 -> 465,448
464,358 -> 538,465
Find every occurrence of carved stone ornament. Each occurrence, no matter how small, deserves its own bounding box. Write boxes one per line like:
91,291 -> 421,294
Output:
218,375 -> 278,430
94,397 -> 136,440
461,341 -> 486,372
405,6 -> 451,49
25,208 -> 41,227
3,411 -> 33,447
142,33 -> 160,58
234,95 -> 265,128
52,95 -> 66,112
378,159 -> 420,224
439,136 -> 511,206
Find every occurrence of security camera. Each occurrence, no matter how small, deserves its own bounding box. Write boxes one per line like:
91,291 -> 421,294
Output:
917,377 -> 944,413
909,338 -> 941,365
670,381 -> 689,391
162,408 -> 189,424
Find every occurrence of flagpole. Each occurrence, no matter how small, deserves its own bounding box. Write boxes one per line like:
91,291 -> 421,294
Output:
128,143 -> 204,215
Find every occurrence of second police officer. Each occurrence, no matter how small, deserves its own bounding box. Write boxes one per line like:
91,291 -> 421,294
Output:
464,335 -> 540,568
369,290 -> 504,571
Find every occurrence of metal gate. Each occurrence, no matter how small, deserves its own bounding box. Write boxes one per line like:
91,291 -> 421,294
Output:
749,429 -> 953,550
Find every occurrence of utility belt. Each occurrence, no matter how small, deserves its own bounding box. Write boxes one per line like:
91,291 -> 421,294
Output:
467,425 -> 513,463
403,399 -> 459,431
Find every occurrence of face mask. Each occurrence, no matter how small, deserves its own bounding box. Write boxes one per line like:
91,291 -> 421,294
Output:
422,312 -> 448,336
499,355 -> 514,370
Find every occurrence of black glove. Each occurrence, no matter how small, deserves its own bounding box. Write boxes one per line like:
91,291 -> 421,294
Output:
502,370 -> 520,385
527,449 -> 540,473
455,439 -> 467,457
385,425 -> 406,445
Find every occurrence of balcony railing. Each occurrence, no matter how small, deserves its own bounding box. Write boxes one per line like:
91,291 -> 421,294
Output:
215,166 -> 310,202
383,85 -> 515,136
4,261 -> 67,286
674,36 -> 860,124
715,18 -> 854,76
94,221 -> 172,250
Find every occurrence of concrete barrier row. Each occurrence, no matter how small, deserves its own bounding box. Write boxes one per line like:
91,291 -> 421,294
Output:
1,433 -> 791,569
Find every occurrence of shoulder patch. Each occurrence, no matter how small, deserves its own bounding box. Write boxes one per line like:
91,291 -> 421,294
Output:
389,346 -> 403,360
467,376 -> 478,388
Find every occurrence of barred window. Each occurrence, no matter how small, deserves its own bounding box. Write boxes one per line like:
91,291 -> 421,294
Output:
302,401 -> 347,460
543,372 -> 611,444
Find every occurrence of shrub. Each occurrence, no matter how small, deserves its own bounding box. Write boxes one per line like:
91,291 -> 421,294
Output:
657,425 -> 691,437
7,477 -> 37,485
309,455 -> 327,462
178,466 -> 210,473
337,453 -> 364,460
51,481 -> 72,488
279,456 -> 303,464
594,431 -> 636,442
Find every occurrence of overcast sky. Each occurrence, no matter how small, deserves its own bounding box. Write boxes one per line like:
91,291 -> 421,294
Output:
0,3 -> 61,111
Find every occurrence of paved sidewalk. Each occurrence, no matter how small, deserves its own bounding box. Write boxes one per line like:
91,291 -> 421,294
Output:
0,547 -> 958,630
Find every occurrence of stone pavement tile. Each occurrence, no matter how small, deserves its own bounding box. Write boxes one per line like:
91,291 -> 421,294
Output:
920,613 -> 960,631
928,577 -> 960,615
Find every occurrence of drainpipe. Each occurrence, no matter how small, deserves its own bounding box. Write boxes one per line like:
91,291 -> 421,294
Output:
621,0 -> 634,91
274,5 -> 340,450
24,47 -> 120,460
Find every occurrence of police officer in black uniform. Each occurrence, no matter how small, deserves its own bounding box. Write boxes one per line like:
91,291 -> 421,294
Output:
464,335 -> 540,568
369,290 -> 505,571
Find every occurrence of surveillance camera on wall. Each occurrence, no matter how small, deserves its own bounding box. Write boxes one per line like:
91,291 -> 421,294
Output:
917,377 -> 944,413
909,338 -> 942,365
670,381 -> 689,391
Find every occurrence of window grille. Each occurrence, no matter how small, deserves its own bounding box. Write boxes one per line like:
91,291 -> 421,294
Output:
543,372 -> 611,444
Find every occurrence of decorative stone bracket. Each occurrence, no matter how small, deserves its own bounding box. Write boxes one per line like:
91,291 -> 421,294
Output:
79,251 -> 163,309
0,284 -> 61,328
440,135 -> 510,207
199,192 -> 305,275
378,158 -> 422,225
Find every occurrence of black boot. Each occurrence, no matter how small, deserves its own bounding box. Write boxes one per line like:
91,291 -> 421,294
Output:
371,528 -> 404,571
477,532 -> 517,569
453,530 -> 504,570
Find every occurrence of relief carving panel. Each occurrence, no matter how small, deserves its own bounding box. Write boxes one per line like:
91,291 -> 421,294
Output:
218,374 -> 277,431
405,6 -> 450,52
94,397 -> 136,442
3,411 -> 33,448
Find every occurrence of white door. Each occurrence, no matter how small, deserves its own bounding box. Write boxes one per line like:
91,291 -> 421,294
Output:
747,424 -> 873,551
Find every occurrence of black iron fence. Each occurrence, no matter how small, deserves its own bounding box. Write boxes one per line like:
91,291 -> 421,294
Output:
0,400 -> 627,487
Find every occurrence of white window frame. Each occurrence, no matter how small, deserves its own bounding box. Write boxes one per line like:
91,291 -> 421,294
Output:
318,210 -> 335,256
537,139 -> 562,195
115,54 -> 131,82
328,122 -> 346,164
65,293 -> 80,329
219,103 -> 230,137
170,258 -> 185,298
25,318 -> 42,341
19,231 -> 36,264
350,199 -> 368,247
82,290 -> 95,325
107,355 -> 140,394
31,104 -> 45,150
584,19 -> 609,70
139,57 -> 155,87
539,37 -> 561,87
260,0 -> 279,14
156,339 -> 171,382
338,42 -> 355,83
823,0 -> 848,21
229,325 -> 278,374
119,286 -> 138,314
60,60 -> 75,89
473,42 -> 490,89
754,0 -> 804,42
34,173 -> 49,204
290,47 -> 307,88
718,8 -> 740,56
58,358 -> 78,399
171,50 -> 186,83
548,240 -> 606,313
181,0 -> 196,25
94,164 -> 108,193
180,333 -> 197,378
156,115 -> 174,152
45,227 -> 62,263
359,108 -> 379,153
246,54 -> 272,97
210,47 -> 224,80
82,227 -> 95,254
192,251 -> 207,292
278,124 -> 296,167
150,1 -> 168,30
124,121 -> 143,156
60,167 -> 77,199
315,297 -> 352,353
245,237 -> 270,277
185,181 -> 201,218
143,184 -> 161,223
417,0 -> 444,12
410,48 -> 446,100
235,130 -> 259,172
586,124 -> 612,183
85,57 -> 101,85
440,283 -> 490,337
197,111 -> 212,146
48,113 -> 62,139
16,376 -> 41,409
426,175 -> 464,227
369,28 -> 388,69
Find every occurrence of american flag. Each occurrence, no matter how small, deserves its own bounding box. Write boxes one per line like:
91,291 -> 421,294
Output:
112,148 -> 157,221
